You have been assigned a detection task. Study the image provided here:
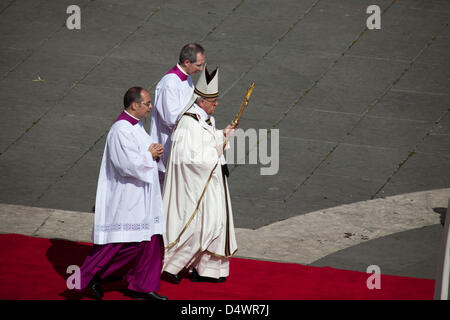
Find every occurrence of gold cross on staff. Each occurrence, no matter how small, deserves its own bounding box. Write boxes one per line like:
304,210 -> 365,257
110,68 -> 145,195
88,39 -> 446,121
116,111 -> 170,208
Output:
231,82 -> 255,128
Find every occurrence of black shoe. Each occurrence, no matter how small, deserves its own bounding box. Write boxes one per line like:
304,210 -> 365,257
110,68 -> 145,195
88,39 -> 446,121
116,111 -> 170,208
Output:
104,275 -> 123,284
128,290 -> 168,301
88,275 -> 103,299
190,268 -> 226,283
161,271 -> 181,284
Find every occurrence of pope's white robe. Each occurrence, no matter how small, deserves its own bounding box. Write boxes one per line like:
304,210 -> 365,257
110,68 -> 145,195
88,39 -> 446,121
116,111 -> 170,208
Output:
162,104 -> 238,278
150,65 -> 194,175
93,117 -> 165,245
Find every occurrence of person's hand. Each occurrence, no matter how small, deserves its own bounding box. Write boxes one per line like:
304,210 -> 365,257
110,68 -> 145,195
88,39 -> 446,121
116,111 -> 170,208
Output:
148,143 -> 164,160
223,124 -> 236,138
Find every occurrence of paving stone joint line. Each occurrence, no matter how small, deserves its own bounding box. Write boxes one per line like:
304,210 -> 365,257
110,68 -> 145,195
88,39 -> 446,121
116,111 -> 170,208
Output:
221,0 -> 321,98
281,2 -> 448,202
1,0 -> 93,80
0,0 -> 15,15
372,108 -> 450,199
28,0 -> 248,203
0,0 -> 98,156
231,0 -> 398,189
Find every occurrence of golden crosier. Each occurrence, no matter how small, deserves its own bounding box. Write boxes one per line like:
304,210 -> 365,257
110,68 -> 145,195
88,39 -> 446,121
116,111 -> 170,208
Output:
231,82 -> 255,128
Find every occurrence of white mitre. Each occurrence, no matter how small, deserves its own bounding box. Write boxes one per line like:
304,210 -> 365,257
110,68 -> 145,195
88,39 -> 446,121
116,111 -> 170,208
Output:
194,65 -> 219,98
177,65 -> 219,120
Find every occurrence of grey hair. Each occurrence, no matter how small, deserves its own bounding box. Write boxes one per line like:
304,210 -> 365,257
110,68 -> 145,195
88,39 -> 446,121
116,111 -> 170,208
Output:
195,97 -> 207,105
179,43 -> 204,65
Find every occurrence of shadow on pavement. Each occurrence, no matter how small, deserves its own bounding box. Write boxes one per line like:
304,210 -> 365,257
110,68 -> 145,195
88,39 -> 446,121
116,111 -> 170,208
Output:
45,238 -> 128,300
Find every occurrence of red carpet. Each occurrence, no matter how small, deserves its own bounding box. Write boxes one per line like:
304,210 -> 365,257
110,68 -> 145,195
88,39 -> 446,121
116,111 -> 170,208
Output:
0,234 -> 434,300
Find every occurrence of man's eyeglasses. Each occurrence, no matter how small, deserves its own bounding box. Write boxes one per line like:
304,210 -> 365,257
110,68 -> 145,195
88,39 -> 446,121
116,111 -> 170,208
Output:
140,101 -> 152,107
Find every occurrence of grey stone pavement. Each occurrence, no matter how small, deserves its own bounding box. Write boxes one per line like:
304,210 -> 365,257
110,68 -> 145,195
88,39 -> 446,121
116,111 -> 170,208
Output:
0,0 -> 449,282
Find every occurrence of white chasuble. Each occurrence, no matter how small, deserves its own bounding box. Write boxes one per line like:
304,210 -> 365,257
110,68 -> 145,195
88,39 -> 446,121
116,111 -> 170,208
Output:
93,118 -> 165,244
162,110 -> 238,259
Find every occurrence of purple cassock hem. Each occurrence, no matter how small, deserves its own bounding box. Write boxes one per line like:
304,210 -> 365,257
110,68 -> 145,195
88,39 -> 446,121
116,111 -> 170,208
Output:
115,111 -> 139,125
166,65 -> 188,81
78,235 -> 164,293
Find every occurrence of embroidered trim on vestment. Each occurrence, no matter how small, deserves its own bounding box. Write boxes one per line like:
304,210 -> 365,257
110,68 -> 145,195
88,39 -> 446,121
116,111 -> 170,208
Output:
194,88 -> 219,98
95,222 -> 154,232
205,248 -> 238,259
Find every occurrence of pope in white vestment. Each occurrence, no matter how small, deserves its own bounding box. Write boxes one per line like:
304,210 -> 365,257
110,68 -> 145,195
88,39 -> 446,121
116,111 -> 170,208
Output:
162,66 -> 238,281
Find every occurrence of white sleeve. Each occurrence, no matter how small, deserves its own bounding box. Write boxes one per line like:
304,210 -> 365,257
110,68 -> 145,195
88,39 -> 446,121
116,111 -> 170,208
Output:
215,129 -> 228,165
108,128 -> 156,183
215,129 -> 225,145
172,118 -> 220,171
155,84 -> 182,130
